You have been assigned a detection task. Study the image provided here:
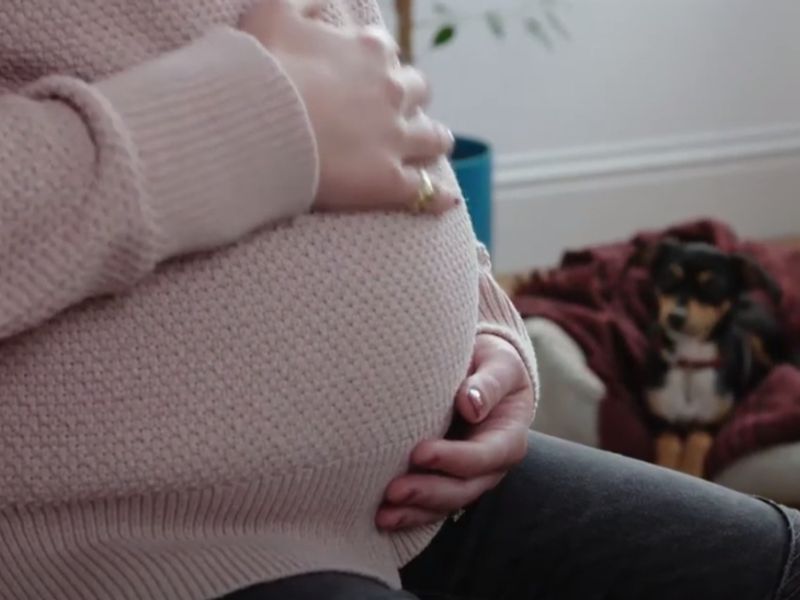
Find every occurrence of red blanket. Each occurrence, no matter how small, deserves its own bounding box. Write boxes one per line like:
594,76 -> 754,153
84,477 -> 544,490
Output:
513,220 -> 800,476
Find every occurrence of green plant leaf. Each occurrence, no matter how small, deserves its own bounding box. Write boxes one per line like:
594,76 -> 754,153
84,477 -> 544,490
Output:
525,17 -> 553,49
432,24 -> 456,47
485,11 -> 505,38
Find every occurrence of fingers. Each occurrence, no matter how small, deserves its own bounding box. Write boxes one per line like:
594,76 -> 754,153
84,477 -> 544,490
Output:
357,26 -> 401,66
294,0 -> 328,18
271,0 -> 327,17
384,472 -> 502,514
403,115 -> 454,163
377,470 -> 504,531
261,0 -> 324,18
393,66 -> 431,114
375,505 -> 446,531
456,336 -> 528,423
242,0 -> 332,45
412,426 -> 529,479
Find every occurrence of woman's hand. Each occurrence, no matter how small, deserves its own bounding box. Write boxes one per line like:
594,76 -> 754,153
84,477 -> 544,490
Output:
241,0 -> 458,214
377,334 -> 535,530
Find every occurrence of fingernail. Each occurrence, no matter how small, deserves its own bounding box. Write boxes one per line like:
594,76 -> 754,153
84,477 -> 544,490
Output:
443,127 -> 455,154
468,387 -> 484,419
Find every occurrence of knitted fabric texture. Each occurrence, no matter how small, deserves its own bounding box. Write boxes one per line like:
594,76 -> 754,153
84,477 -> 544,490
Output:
0,2 -> 538,599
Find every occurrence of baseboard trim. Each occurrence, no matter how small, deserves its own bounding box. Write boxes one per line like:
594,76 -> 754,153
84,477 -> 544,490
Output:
491,125 -> 800,272
495,124 -> 800,191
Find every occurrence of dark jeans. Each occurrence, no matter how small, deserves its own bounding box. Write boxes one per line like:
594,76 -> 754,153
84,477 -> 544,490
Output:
224,434 -> 800,600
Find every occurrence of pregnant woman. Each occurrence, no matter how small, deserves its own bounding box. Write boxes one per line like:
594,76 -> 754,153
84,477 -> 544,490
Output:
0,1 -> 796,599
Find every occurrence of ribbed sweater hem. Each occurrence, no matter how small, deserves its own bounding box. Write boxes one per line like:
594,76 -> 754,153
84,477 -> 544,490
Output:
0,446 -> 438,600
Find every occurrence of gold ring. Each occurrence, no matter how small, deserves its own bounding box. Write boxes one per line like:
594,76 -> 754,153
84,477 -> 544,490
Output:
412,168 -> 436,213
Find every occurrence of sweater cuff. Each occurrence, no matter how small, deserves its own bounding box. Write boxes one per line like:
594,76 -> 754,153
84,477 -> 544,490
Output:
475,246 -> 540,423
96,27 -> 319,260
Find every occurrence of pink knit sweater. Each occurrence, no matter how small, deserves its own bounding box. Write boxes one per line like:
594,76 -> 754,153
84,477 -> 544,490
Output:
0,1 -> 537,599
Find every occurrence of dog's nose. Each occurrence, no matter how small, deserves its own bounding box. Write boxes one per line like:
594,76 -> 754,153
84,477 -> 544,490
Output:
668,312 -> 686,330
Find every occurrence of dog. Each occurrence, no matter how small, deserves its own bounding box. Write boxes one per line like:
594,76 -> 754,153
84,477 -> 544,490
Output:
639,238 -> 791,478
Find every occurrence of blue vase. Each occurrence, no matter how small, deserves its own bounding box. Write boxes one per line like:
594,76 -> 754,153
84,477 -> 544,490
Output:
451,136 -> 493,253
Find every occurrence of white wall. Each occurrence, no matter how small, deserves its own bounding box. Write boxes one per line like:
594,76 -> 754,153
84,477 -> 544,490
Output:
381,0 -> 800,271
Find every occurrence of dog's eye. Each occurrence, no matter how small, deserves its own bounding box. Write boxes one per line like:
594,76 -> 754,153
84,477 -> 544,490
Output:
669,264 -> 684,279
696,273 -> 727,303
697,272 -> 723,295
658,263 -> 683,291
659,264 -> 683,290
697,271 -> 714,284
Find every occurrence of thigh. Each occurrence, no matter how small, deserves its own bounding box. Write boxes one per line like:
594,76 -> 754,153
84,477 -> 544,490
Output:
401,433 -> 795,600
223,573 -> 419,600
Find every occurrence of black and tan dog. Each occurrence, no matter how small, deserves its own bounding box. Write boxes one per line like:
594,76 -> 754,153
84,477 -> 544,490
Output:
639,239 -> 791,478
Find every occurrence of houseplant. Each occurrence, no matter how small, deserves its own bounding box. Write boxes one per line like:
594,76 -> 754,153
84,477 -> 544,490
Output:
393,0 -> 566,251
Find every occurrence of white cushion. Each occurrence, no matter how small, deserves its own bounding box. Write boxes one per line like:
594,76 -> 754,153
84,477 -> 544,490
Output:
527,317 -> 800,505
526,317 -> 604,448
714,443 -> 800,506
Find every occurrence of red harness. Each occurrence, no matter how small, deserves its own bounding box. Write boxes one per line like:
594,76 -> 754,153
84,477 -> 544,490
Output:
653,327 -> 725,371
674,357 -> 723,371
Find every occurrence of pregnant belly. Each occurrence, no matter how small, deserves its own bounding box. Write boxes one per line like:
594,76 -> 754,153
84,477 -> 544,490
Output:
0,210 -> 479,506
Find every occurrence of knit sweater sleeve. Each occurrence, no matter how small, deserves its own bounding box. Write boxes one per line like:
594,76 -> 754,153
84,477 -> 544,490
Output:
0,26 -> 317,340
476,244 -> 540,419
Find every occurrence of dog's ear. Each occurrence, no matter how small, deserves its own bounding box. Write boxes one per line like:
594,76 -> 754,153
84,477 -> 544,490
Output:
631,237 -> 681,271
731,253 -> 782,304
